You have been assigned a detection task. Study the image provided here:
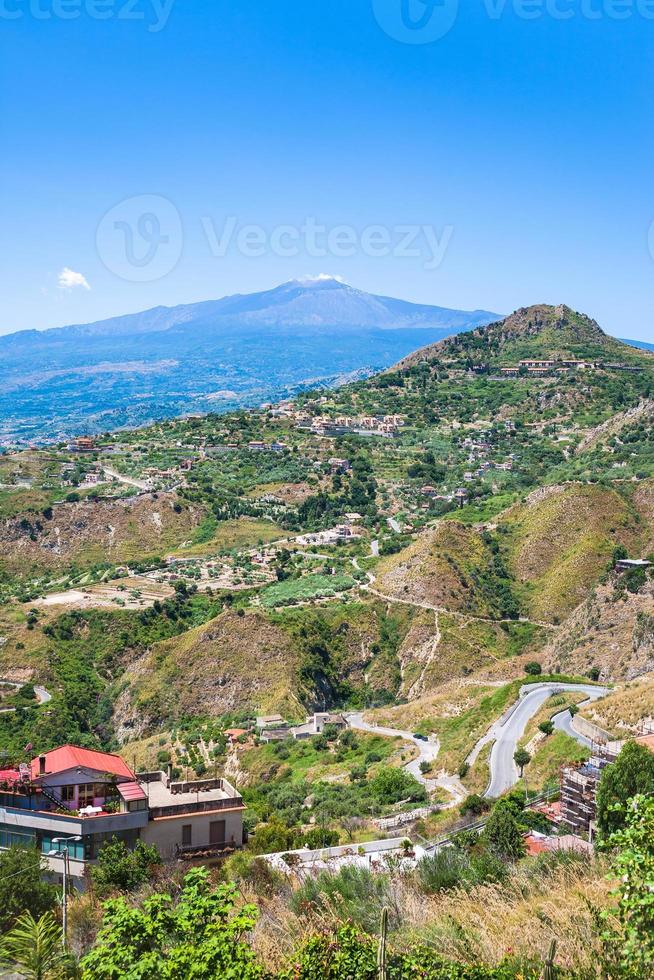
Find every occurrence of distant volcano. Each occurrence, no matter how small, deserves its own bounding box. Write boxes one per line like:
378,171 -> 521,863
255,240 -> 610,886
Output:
0,279 -> 502,444
1,277 -> 501,345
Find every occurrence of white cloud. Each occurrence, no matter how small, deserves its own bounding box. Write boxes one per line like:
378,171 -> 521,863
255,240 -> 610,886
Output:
58,267 -> 91,291
297,273 -> 346,283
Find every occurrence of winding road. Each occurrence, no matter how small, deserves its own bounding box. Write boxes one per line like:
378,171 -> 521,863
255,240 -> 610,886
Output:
345,711 -> 466,807
0,679 -> 52,714
481,682 -> 609,798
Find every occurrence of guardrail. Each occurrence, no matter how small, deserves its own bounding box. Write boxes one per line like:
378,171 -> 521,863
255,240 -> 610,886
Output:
423,786 -> 559,854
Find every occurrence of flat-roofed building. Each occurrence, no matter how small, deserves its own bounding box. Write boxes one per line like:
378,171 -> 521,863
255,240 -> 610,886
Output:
0,744 -> 245,887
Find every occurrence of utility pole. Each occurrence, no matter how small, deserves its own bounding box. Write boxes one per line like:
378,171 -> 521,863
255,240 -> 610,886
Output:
48,835 -> 82,949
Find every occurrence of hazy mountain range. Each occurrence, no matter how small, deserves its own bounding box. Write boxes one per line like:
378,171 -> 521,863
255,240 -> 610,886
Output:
0,277 -> 501,445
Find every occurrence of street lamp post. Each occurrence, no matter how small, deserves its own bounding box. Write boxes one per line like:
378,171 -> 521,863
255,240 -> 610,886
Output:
47,836 -> 82,949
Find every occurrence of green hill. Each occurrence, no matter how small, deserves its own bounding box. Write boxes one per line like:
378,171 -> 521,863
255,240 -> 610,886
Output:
395,303 -> 650,369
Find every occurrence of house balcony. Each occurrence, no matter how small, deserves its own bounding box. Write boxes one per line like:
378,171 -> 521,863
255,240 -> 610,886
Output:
0,801 -> 149,839
175,839 -> 242,860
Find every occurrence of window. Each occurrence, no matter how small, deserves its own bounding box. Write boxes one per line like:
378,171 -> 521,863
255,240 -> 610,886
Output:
78,784 -> 96,808
39,834 -> 85,861
181,825 -> 192,846
60,785 -> 75,803
0,824 -> 35,849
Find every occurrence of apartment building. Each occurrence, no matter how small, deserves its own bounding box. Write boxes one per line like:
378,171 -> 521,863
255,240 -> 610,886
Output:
0,744 -> 245,888
560,734 -> 654,838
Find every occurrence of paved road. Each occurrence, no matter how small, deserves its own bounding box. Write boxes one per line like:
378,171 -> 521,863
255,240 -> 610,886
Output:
346,712 -> 440,785
346,712 -> 465,807
0,679 -> 52,713
484,682 -> 609,798
552,688 -> 608,746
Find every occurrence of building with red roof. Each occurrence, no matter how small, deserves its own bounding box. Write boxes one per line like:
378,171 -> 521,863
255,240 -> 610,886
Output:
30,744 -> 136,782
0,742 -> 245,889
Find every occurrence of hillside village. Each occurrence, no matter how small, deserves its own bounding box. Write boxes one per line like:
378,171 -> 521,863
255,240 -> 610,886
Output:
1,305 -> 654,976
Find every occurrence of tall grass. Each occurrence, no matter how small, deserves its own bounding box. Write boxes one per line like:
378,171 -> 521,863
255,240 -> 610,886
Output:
250,851 -> 612,977
289,866 -> 397,934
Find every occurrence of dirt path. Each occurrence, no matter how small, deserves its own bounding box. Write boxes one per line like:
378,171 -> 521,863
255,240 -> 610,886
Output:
405,610 -> 441,701
360,574 -> 555,630
101,465 -> 149,490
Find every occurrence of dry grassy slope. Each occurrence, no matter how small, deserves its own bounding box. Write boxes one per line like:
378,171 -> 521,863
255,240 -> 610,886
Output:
544,579 -> 654,682
576,399 -> 654,454
578,671 -> 654,736
0,603 -> 60,678
397,609 -> 546,698
0,492 -> 205,576
499,483 -> 638,623
269,600 -> 414,698
374,521 -> 500,617
632,479 -> 654,554
113,599 -> 421,740
114,608 -> 304,741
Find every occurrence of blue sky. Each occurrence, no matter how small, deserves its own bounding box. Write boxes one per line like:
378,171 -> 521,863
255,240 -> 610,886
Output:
0,0 -> 652,339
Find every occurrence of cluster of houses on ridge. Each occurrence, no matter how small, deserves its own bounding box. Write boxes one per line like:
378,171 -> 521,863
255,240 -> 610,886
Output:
255,711 -> 347,743
297,414 -> 405,439
497,358 -> 597,378
487,358 -> 643,379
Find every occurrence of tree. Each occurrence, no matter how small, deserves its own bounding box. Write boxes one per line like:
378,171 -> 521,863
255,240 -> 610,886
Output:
523,661 -> 542,676
513,747 -> 531,777
482,801 -> 525,860
597,740 -> 654,836
538,720 -> 554,736
459,793 -> 490,817
248,817 -> 297,855
90,839 -> 162,896
303,827 -> 339,849
0,847 -> 57,934
80,868 -> 262,980
600,794 -> 654,977
369,767 -> 426,805
0,910 -> 73,980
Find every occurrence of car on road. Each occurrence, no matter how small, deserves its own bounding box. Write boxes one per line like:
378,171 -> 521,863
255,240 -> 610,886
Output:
413,733 -> 428,741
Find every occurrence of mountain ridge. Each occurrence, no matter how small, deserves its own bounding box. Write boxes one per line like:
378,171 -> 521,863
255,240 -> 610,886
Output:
0,278 -> 501,345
